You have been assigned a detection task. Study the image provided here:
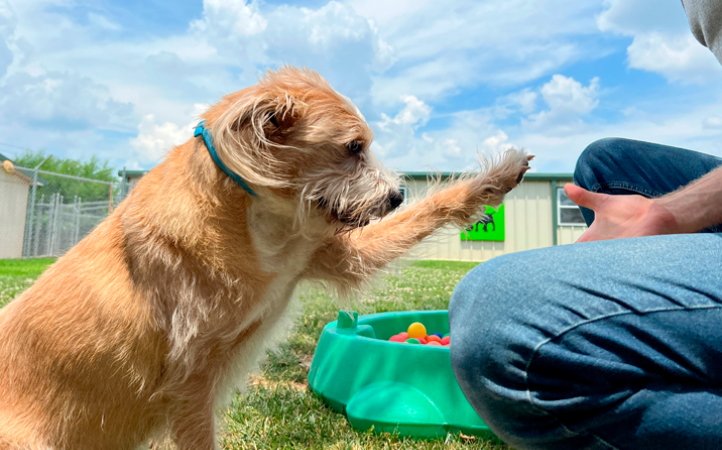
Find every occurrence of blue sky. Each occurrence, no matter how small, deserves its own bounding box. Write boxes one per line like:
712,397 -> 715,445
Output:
2,0 -> 722,173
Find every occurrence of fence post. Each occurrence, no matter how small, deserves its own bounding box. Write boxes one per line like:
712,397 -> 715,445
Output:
34,194 -> 44,257
121,167 -> 127,200
46,194 -> 55,256
56,195 -> 64,255
23,167 -> 39,257
24,157 -> 49,258
109,182 -> 114,213
73,196 -> 78,245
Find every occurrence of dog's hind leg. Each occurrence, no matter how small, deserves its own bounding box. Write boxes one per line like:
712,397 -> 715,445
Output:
303,148 -> 532,292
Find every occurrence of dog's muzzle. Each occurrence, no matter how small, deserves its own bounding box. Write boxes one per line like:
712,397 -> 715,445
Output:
318,189 -> 404,229
386,190 -> 404,212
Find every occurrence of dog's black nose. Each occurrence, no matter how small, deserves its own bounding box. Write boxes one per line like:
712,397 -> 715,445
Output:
387,190 -> 404,211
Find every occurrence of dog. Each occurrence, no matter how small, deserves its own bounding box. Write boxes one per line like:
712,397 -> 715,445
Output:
0,66 -> 531,450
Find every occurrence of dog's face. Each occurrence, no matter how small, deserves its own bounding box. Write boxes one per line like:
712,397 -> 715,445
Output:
210,67 -> 403,231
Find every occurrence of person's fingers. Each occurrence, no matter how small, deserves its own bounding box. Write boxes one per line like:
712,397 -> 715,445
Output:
564,183 -> 603,210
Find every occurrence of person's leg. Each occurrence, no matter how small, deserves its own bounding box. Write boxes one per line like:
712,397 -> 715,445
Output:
573,138 -> 722,230
450,234 -> 722,450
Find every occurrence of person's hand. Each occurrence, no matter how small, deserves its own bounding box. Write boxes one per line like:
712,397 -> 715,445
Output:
564,184 -> 679,243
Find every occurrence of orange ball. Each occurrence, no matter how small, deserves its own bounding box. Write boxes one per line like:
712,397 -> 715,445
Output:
407,322 -> 427,339
426,335 -> 442,343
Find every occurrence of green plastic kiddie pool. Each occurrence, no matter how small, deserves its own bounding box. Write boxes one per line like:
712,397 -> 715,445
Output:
308,310 -> 497,440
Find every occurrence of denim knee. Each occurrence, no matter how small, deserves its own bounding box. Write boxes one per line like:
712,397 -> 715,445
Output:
449,252 -> 542,400
449,252 -> 570,446
573,137 -> 630,191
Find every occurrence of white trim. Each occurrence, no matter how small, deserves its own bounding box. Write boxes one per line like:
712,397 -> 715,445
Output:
557,188 -> 585,226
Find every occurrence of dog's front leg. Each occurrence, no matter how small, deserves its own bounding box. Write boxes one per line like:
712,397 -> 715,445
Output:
303,148 -> 532,293
169,377 -> 218,450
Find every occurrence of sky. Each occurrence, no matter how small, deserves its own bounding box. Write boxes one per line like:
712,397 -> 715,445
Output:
1,0 -> 722,174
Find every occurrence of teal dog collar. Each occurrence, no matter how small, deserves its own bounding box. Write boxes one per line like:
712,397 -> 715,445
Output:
194,120 -> 257,197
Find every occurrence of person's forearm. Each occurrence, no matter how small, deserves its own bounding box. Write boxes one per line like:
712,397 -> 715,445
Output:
654,165 -> 722,233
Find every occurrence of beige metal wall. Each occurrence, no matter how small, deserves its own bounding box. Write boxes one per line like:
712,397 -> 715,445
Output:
403,178 -> 586,261
557,226 -> 587,245
0,170 -> 30,259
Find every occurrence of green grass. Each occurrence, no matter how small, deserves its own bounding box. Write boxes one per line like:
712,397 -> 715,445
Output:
0,258 -> 506,449
0,258 -> 56,308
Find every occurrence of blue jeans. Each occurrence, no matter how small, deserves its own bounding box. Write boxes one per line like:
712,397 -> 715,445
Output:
450,138 -> 722,450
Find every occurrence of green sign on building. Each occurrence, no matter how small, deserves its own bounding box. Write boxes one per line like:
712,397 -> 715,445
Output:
460,204 -> 505,242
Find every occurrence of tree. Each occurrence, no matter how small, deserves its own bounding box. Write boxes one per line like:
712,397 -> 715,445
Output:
13,149 -> 119,204
13,149 -> 117,183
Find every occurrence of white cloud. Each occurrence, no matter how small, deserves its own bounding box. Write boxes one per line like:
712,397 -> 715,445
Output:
443,139 -> 461,157
525,75 -> 600,130
482,131 -> 514,153
626,33 -> 722,83
5,0 -> 722,176
87,13 -> 121,32
596,0 -> 689,35
597,0 -> 722,83
373,95 -> 431,157
129,104 -> 207,164
362,0 -> 603,106
130,116 -> 193,164
190,0 -> 267,38
514,97 -> 722,172
0,70 -> 134,130
703,116 -> 722,129
372,99 -> 517,171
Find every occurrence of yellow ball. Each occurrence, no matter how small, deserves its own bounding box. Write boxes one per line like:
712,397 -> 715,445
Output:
407,322 -> 427,339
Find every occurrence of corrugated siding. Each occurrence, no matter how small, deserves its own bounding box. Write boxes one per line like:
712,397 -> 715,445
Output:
403,179 -> 555,262
557,226 -> 587,245
0,170 -> 30,258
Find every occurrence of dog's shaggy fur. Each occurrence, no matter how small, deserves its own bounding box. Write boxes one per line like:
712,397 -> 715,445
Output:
0,67 -> 531,450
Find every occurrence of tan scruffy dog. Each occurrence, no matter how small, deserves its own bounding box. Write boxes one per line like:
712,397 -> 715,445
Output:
0,67 -> 531,450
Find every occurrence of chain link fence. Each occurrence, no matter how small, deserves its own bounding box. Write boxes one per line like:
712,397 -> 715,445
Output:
1,165 -> 122,259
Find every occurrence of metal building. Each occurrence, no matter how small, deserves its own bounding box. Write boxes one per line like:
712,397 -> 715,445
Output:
0,155 -> 33,259
402,173 -> 588,262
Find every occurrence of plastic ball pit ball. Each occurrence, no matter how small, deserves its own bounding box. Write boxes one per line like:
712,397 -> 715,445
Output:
308,310 -> 496,440
407,322 -> 427,339
387,321 -> 450,347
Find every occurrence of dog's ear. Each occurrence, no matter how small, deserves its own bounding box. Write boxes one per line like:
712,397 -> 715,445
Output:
210,89 -> 307,189
229,92 -> 305,145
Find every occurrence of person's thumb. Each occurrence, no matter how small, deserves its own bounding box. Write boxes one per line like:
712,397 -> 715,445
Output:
564,183 -> 601,210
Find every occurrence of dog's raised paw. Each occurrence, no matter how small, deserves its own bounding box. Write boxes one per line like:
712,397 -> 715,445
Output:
515,154 -> 534,184
501,148 -> 533,190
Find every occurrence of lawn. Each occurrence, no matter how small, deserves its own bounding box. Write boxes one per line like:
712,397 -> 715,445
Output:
0,258 -> 56,308
0,258 -> 508,450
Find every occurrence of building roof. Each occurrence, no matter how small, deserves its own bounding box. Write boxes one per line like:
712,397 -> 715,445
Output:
118,169 -> 150,178
402,171 -> 573,181
119,168 -> 573,182
0,152 -> 35,185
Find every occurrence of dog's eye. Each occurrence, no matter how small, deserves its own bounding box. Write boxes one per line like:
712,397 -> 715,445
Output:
267,112 -> 279,128
347,140 -> 363,154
